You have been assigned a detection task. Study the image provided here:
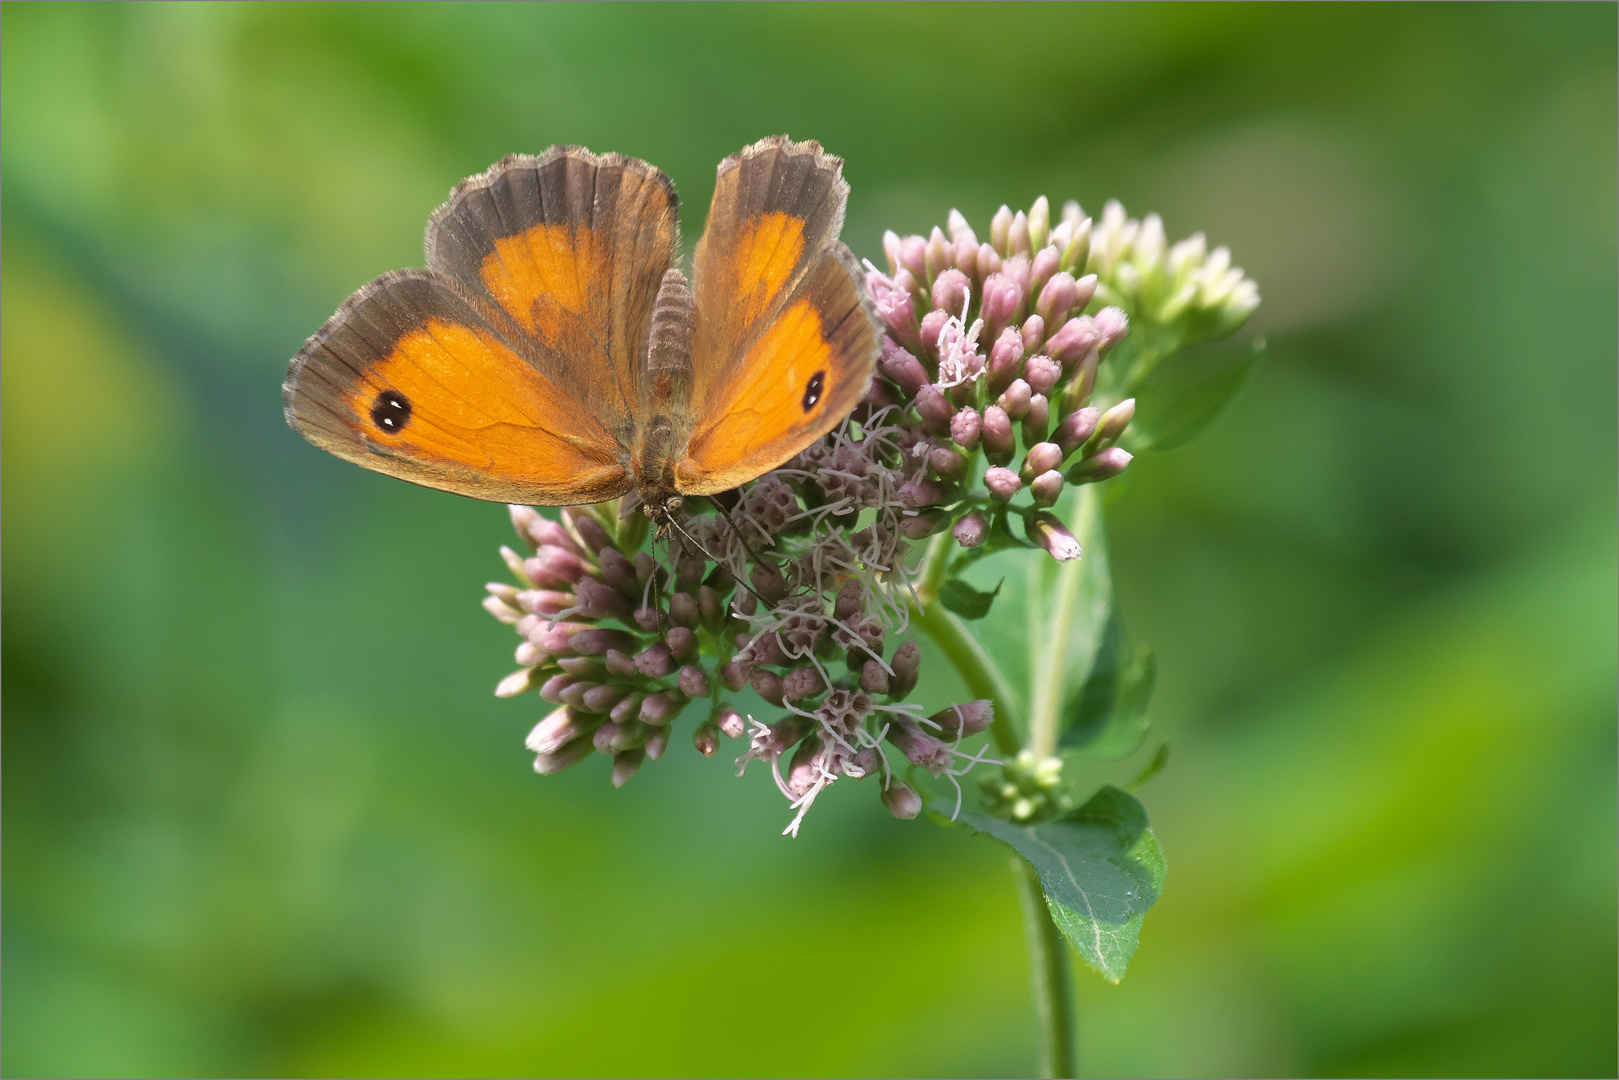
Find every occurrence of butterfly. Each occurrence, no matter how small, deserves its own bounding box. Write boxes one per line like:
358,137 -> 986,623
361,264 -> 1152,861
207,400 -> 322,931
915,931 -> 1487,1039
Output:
283,136 -> 881,526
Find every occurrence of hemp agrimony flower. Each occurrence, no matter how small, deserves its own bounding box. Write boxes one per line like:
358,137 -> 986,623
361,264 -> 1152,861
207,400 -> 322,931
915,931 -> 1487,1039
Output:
485,193 -> 1257,841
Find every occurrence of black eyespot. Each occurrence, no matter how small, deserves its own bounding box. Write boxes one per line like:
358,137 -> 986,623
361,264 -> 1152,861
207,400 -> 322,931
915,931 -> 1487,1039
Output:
371,390 -> 411,434
802,370 -> 826,412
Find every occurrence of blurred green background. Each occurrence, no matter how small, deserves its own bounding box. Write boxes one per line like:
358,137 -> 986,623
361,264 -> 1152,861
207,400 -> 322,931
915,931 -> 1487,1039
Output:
4,4 -> 1615,1077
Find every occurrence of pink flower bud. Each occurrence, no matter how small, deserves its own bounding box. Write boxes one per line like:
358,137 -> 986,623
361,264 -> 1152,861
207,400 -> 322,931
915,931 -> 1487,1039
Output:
882,229 -> 903,274
1044,315 -> 1099,367
678,665 -> 710,698
930,699 -> 995,738
929,445 -> 969,480
527,706 -> 585,755
645,729 -> 668,761
1027,513 -> 1083,561
557,655 -> 606,678
611,747 -> 645,788
667,625 -> 698,664
947,208 -> 976,244
539,673 -> 577,703
517,589 -> 574,617
1008,211 -> 1031,257
640,691 -> 687,725
1054,406 -> 1101,454
495,667 -> 536,697
509,504 -> 544,551
931,268 -> 970,317
953,237 -> 979,281
984,466 -> 1022,502
751,669 -> 785,707
582,683 -> 626,714
1029,245 -> 1060,301
737,630 -> 787,667
668,591 -> 698,628
692,718 -> 721,757
899,234 -> 928,281
1001,253 -> 1031,295
881,780 -> 923,819
559,680 -> 596,710
998,378 -> 1032,420
527,619 -> 588,654
887,717 -> 952,773
1022,441 -> 1064,479
912,384 -> 957,433
1031,471 -> 1065,506
1093,306 -> 1129,352
533,737 -> 593,775
632,606 -> 662,633
919,308 -> 949,359
980,273 -> 1023,343
868,272 -> 921,347
749,562 -> 788,602
568,511 -> 613,555
597,547 -> 639,597
785,735 -> 825,798
523,545 -> 590,588
572,577 -> 630,620
1021,394 -> 1050,445
899,476 -> 948,509
977,242 -> 1002,278
1062,350 -> 1100,411
880,338 -> 928,397
1037,271 -> 1079,328
950,406 -> 983,450
859,660 -> 891,695
1021,314 -> 1046,356
981,405 -> 1015,465
1024,354 -> 1061,396
898,509 -> 951,540
719,659 -> 750,692
1067,447 -> 1133,484
633,552 -> 656,584
526,515 -> 586,557
715,706 -> 745,739
631,643 -> 672,678
782,667 -> 824,702
987,326 -> 1025,396
568,627 -> 638,655
889,642 -> 922,699
953,510 -> 989,549
1094,398 -> 1136,447
925,226 -> 952,280
990,205 -> 1012,254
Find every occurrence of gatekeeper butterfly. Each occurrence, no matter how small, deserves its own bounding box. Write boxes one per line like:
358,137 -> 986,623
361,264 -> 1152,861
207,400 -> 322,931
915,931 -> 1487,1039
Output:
283,136 -> 880,522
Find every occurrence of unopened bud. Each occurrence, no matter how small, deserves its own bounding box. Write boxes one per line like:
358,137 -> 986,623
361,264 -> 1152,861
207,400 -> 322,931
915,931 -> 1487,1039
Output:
1093,306 -> 1129,352
881,780 -> 923,819
1008,210 -> 1031,256
644,729 -> 668,761
1066,447 -> 1133,484
860,660 -> 891,695
919,308 -> 949,359
677,664 -> 710,698
611,747 -> 645,788
1054,406 -> 1101,455
1023,354 -> 1061,396
1027,513 -> 1083,561
527,706 -> 585,755
953,237 -> 979,281
953,510 -> 989,548
882,230 -> 903,274
500,545 -> 532,586
1045,314 -> 1100,368
950,406 -> 983,450
569,512 -> 614,556
508,505 -> 544,551
1091,398 -> 1136,448
1021,394 -> 1050,445
998,378 -> 1032,421
931,267 -> 970,317
1021,314 -> 1046,356
533,737 -> 593,775
887,717 -> 952,773
639,691 -> 688,725
1037,271 -> 1080,329
573,577 -> 630,620
981,406 -> 1015,466
869,271 -> 921,348
495,667 -> 537,697
913,384 -> 957,435
610,693 -> 645,724
980,273 -> 1023,343
749,562 -> 788,603
569,627 -> 638,655
889,642 -> 921,699
977,242 -> 1002,279
1021,442 -> 1063,481
668,591 -> 698,628
930,699 -> 995,738
751,669 -> 785,707
634,643 -> 675,678
1028,195 -> 1051,250
898,234 -> 928,281
880,339 -> 928,397
898,509 -> 952,540
990,205 -> 1012,254
987,326 -> 1025,396
925,226 -> 952,281
1031,471 -> 1064,506
984,466 -> 1022,503
596,547 -> 638,597
693,718 -> 721,757
1029,244 -> 1060,301
582,683 -> 627,714
786,735 -> 825,798
1061,216 -> 1092,274
484,595 -> 522,625
929,445 -> 969,480
539,673 -> 577,704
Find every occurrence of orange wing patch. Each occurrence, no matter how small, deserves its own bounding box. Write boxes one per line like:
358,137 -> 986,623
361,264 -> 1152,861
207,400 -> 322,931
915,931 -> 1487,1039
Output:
480,224 -> 600,347
675,297 -> 833,493
726,212 -> 806,326
350,317 -> 619,485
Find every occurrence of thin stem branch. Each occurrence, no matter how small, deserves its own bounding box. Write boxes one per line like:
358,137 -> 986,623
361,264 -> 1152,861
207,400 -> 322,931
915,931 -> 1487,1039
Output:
909,597 -> 1021,755
1027,484 -> 1100,759
1014,853 -> 1076,1078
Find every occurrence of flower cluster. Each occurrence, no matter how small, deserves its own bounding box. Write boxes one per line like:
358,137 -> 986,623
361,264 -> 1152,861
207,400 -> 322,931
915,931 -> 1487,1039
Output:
483,195 -> 1244,834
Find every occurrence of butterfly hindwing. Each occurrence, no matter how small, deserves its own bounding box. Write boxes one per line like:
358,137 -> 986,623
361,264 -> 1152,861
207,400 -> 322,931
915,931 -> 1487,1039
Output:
283,269 -> 632,505
676,136 -> 880,495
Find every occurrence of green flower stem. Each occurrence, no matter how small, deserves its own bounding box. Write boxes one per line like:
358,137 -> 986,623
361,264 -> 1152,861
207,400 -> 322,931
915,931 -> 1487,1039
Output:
908,596 -> 1021,756
1014,852 -> 1077,1078
1027,484 -> 1101,759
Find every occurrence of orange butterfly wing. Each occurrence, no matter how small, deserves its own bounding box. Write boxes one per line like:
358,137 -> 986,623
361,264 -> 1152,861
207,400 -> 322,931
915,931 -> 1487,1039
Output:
284,148 -> 679,505
673,137 -> 881,496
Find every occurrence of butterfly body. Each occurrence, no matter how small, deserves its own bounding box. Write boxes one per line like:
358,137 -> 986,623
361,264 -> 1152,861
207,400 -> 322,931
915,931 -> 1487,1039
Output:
284,138 -> 881,516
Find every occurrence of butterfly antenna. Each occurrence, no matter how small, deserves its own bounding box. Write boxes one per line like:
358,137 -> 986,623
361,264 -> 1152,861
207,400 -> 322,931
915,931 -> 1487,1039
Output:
665,507 -> 770,609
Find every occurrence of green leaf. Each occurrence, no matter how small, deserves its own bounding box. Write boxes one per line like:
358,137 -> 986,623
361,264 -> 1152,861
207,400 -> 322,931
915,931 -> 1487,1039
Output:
1129,335 -> 1264,452
940,577 -> 1002,620
958,786 -> 1166,982
1127,742 -> 1170,791
1060,606 -> 1155,758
